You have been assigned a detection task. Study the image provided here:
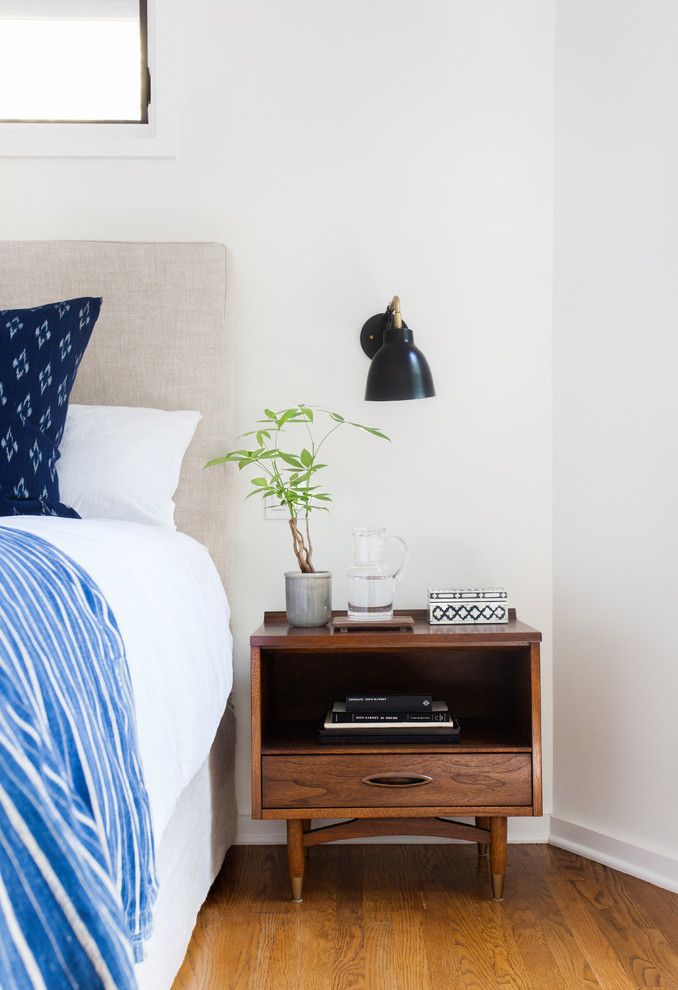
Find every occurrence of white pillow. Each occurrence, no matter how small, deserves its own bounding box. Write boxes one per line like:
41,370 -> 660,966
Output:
58,405 -> 201,529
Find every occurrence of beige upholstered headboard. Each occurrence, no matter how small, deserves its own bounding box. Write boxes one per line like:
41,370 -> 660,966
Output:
0,240 -> 233,595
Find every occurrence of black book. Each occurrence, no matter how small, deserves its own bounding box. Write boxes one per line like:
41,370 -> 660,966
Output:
345,692 -> 433,713
331,701 -> 451,723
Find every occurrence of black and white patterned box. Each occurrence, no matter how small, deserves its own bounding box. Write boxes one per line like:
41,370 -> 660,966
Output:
427,588 -> 509,624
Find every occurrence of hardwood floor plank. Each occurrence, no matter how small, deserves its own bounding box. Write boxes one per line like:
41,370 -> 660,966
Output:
419,848 -> 494,988
357,847 -> 433,990
479,907 -> 540,989
617,875 -> 678,945
547,874 -> 673,990
638,930 -> 678,983
541,908 -> 602,987
419,902 -> 466,988
502,875 -> 579,989
437,891 -> 504,989
332,847 -> 367,990
363,920 -> 401,990
546,844 -> 600,880
329,922 -> 366,990
237,915 -> 276,990
265,913 -> 337,990
549,880 -> 638,988
391,916 -> 434,990
575,864 -> 658,929
548,861 -> 678,988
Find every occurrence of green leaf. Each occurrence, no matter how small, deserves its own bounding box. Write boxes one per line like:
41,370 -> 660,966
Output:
329,412 -> 345,423
288,470 -> 312,486
277,408 -> 301,427
349,423 -> 391,441
278,452 -> 304,468
251,477 -> 269,487
300,448 -> 313,468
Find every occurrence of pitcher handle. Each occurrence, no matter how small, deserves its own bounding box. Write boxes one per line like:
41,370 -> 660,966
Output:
387,536 -> 409,586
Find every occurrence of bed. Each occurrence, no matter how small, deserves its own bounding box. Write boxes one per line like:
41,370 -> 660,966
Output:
0,241 -> 236,990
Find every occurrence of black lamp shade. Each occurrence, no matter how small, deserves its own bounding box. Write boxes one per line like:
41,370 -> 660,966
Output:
364,324 -> 436,401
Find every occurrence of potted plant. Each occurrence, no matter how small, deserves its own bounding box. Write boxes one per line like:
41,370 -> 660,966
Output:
205,404 -> 389,625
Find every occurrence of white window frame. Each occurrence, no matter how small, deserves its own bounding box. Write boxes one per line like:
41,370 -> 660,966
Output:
0,0 -> 174,158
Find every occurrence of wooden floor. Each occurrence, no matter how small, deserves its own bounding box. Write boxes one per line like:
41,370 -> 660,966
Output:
171,843 -> 678,990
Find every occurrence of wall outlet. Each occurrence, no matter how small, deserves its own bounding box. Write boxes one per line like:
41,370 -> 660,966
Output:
264,496 -> 288,521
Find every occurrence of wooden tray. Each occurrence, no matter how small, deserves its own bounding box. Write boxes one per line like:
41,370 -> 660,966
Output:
331,615 -> 415,632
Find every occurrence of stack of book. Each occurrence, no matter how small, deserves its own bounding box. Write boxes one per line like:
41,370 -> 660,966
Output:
318,692 -> 460,744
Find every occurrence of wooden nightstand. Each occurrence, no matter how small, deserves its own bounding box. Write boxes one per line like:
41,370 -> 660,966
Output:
250,609 -> 542,901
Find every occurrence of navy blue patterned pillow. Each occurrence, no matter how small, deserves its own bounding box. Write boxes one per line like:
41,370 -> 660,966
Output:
0,297 -> 102,517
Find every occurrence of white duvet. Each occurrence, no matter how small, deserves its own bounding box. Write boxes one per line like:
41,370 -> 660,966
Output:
0,516 -> 233,848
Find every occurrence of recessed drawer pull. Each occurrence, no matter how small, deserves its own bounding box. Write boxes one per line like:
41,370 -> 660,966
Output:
361,773 -> 433,788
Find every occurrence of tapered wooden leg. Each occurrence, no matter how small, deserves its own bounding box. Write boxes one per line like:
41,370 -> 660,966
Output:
489,816 -> 507,900
475,816 -> 490,856
302,818 -> 311,858
287,819 -> 305,901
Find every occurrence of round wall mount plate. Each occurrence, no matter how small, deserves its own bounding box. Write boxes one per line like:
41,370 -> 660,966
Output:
360,313 -> 386,358
360,313 -> 408,358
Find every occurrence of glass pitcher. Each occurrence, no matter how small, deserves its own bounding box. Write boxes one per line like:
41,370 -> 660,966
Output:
347,527 -> 408,621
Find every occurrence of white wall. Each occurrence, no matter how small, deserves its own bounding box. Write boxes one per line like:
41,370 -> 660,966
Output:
0,1 -> 555,837
553,0 -> 678,877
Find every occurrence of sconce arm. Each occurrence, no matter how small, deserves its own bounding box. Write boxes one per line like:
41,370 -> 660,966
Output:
387,296 -> 403,329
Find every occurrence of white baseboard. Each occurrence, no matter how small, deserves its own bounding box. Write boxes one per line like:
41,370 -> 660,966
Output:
549,817 -> 678,895
234,814 -> 551,845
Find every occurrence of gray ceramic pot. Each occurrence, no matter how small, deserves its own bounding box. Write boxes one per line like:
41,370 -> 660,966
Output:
284,571 -> 332,627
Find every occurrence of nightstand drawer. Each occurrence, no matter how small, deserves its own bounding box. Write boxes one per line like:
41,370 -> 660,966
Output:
261,753 -> 532,809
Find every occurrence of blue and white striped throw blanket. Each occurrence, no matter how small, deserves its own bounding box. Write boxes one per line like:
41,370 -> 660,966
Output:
0,527 -> 157,990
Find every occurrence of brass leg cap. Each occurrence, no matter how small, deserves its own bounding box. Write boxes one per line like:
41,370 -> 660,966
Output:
290,876 -> 303,902
491,873 -> 505,901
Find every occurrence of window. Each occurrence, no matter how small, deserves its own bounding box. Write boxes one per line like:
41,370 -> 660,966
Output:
0,0 -> 173,156
0,0 -> 148,123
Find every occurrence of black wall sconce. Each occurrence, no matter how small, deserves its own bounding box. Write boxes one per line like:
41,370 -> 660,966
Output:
360,296 -> 436,401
